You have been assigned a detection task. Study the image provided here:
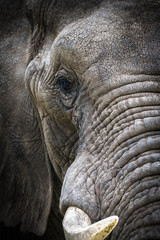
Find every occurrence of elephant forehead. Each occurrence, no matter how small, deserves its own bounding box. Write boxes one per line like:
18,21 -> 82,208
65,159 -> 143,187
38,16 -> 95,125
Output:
52,5 -> 160,75
52,11 -> 121,68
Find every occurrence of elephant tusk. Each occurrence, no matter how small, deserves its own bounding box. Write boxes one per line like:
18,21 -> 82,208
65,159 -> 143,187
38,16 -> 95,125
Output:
62,207 -> 118,240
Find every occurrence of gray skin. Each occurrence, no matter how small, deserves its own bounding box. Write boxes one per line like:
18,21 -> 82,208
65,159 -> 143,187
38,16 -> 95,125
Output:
0,0 -> 160,240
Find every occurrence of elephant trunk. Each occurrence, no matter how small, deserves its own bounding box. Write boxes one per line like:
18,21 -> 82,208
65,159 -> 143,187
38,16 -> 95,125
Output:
60,85 -> 160,240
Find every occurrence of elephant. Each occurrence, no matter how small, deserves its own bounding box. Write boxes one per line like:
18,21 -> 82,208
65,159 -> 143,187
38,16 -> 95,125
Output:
0,0 -> 160,239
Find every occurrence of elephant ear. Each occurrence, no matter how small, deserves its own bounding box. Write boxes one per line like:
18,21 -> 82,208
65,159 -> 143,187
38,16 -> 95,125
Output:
0,0 -> 53,236
0,106 -> 52,236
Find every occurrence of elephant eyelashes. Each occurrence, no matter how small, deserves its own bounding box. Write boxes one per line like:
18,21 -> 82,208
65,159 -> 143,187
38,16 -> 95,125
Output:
56,76 -> 73,93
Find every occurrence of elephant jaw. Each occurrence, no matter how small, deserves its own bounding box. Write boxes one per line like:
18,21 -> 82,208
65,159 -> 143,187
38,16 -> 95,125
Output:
62,207 -> 118,240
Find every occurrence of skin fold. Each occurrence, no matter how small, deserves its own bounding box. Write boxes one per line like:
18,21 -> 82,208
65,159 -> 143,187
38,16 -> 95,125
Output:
0,0 -> 160,239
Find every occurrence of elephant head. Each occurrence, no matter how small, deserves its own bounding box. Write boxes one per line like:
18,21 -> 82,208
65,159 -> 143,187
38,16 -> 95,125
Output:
1,0 -> 160,240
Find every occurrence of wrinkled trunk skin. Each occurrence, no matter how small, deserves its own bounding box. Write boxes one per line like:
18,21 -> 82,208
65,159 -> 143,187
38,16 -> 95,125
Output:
60,88 -> 160,239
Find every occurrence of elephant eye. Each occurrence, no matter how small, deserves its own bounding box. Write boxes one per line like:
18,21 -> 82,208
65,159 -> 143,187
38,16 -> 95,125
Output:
56,76 -> 73,93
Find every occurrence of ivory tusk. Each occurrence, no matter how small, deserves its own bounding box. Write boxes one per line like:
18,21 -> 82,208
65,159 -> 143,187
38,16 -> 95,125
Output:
62,207 -> 118,240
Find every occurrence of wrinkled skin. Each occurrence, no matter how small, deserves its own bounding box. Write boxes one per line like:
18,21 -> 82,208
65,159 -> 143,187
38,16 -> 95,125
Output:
0,0 -> 160,239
